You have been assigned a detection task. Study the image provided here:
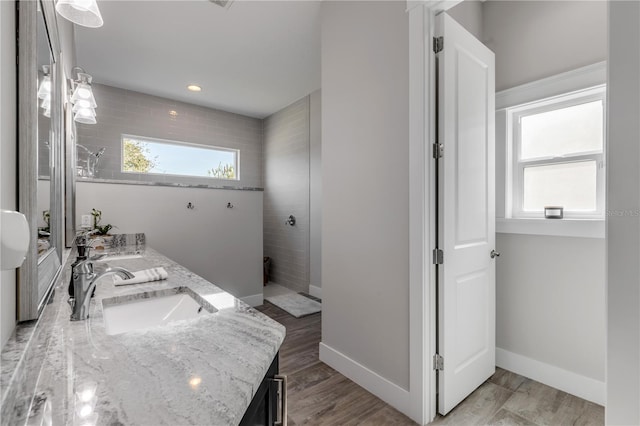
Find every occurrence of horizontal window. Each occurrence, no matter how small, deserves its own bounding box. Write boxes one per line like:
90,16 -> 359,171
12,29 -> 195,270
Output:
121,135 -> 239,180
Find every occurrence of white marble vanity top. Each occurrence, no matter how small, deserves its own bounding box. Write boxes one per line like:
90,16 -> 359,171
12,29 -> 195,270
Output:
1,244 -> 285,425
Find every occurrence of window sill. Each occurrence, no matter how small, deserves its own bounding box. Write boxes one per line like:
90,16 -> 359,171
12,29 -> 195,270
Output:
496,218 -> 604,239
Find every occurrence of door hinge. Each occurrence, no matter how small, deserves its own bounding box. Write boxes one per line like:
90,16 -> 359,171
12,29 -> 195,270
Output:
433,354 -> 444,371
433,36 -> 444,54
432,248 -> 444,265
432,143 -> 443,159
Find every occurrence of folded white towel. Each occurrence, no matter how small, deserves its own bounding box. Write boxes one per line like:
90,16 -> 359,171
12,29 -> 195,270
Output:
113,267 -> 168,286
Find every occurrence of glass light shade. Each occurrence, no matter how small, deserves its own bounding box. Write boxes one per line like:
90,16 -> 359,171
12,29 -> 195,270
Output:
74,106 -> 97,124
55,0 -> 104,28
74,111 -> 97,124
43,108 -> 51,118
72,102 -> 96,114
75,99 -> 93,109
37,75 -> 51,99
40,98 -> 51,110
75,107 -> 96,118
71,83 -> 97,107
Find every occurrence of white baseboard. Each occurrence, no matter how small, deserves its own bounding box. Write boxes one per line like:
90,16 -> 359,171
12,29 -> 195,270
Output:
241,293 -> 263,307
309,285 -> 322,299
496,347 -> 605,406
319,342 -> 411,417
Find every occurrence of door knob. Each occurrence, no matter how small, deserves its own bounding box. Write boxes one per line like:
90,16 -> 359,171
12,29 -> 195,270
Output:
490,250 -> 500,259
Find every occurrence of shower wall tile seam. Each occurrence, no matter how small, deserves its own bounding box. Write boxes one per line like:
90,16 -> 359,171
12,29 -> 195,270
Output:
263,95 -> 311,293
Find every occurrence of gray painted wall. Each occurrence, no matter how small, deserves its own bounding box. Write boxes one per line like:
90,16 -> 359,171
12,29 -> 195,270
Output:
76,182 -> 263,302
0,0 -> 17,349
483,0 -> 607,384
76,83 -> 263,189
607,1 -> 640,423
263,96 -> 310,293
447,0 -> 483,41
321,0 -> 410,389
496,234 -> 605,381
309,90 -> 322,293
483,0 -> 607,92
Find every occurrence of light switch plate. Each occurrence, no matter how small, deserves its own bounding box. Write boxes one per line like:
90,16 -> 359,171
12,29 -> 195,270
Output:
81,215 -> 91,228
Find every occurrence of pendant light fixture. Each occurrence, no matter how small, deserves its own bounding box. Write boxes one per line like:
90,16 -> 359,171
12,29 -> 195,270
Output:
74,107 -> 97,124
55,0 -> 104,28
37,65 -> 51,118
37,65 -> 51,99
70,67 -> 97,124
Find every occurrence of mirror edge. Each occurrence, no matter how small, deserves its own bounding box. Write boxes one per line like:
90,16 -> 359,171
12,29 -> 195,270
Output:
17,0 -> 64,321
65,86 -> 76,248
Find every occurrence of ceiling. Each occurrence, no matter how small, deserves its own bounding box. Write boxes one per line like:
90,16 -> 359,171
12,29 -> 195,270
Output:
75,1 -> 321,118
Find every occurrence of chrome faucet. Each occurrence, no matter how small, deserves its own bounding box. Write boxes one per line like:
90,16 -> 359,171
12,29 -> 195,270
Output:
68,260 -> 134,321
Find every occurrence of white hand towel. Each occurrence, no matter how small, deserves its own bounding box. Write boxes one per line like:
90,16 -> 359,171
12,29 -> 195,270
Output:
113,267 -> 168,286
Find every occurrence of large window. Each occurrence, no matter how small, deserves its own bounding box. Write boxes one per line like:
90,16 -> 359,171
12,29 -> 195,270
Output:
508,86 -> 605,218
121,135 -> 239,180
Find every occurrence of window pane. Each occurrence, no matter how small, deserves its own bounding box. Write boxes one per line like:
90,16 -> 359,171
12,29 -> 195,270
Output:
520,100 -> 603,160
523,161 -> 597,211
122,137 -> 238,180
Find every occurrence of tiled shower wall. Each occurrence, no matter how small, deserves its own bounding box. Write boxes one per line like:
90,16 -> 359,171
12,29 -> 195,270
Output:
77,83 -> 318,295
263,97 -> 310,293
76,83 -> 263,188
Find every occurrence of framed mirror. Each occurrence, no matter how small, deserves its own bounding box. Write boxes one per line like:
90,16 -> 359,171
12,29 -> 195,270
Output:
17,0 -> 64,321
65,101 -> 77,248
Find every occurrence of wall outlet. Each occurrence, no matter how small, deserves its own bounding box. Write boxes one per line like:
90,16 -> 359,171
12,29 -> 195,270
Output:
81,215 -> 92,228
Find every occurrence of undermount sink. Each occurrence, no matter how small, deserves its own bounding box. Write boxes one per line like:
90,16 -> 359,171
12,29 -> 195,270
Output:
102,287 -> 217,335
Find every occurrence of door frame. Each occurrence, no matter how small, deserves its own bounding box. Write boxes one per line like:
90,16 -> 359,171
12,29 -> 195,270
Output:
407,1 -> 464,424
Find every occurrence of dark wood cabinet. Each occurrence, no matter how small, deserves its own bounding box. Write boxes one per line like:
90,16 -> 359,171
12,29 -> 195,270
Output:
240,353 -> 286,426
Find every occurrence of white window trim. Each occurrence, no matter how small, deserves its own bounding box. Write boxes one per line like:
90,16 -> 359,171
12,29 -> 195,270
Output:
120,134 -> 240,181
497,62 -> 607,238
497,218 -> 604,239
509,87 -> 606,219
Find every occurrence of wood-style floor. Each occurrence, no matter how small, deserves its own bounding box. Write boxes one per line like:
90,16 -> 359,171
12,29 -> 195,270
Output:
255,302 -> 415,425
256,301 -> 604,426
431,368 -> 604,426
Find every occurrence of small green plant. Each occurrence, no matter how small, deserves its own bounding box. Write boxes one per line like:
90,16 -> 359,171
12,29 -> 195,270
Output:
91,208 -> 115,235
207,162 -> 236,180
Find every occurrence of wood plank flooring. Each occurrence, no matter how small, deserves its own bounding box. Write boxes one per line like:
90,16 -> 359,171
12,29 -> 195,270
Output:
256,301 -> 604,426
255,302 -> 415,425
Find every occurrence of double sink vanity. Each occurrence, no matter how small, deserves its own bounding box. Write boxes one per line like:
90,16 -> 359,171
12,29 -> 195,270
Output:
1,235 -> 286,425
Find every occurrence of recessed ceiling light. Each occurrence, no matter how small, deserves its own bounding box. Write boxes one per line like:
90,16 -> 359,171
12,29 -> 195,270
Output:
169,110 -> 178,117
187,84 -> 202,92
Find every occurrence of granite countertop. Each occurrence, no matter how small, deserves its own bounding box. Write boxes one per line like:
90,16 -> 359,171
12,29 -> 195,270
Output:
10,245 -> 285,426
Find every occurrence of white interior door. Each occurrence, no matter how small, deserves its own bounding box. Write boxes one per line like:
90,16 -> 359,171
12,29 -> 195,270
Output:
436,12 -> 496,415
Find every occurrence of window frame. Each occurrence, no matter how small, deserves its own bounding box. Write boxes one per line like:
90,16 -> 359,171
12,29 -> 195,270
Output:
120,134 -> 240,181
508,86 -> 606,219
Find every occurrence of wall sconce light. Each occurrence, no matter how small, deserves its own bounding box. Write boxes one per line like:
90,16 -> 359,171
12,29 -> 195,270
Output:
70,67 -> 97,124
38,65 -> 51,118
55,0 -> 104,28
